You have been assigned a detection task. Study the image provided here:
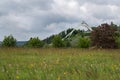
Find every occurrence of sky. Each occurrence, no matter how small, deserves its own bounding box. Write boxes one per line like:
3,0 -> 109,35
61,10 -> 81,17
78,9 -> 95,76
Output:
0,0 -> 120,41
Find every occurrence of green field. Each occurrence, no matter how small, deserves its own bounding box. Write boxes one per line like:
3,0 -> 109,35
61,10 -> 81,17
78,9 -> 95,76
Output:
0,48 -> 120,80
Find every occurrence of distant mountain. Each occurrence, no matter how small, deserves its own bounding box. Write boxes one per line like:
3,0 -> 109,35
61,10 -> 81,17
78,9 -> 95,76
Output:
0,41 -> 27,46
0,41 -> 1,43
17,41 -> 27,46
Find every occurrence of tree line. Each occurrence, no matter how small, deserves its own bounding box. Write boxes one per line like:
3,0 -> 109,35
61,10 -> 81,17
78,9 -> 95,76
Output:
0,22 -> 120,49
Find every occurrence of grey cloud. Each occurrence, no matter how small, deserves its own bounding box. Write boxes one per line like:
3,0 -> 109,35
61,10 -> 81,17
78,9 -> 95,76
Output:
0,0 -> 54,16
21,0 -> 53,9
0,0 -> 120,40
77,0 -> 120,6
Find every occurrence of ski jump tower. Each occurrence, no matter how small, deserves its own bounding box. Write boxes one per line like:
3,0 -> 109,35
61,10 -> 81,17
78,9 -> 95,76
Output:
62,21 -> 92,40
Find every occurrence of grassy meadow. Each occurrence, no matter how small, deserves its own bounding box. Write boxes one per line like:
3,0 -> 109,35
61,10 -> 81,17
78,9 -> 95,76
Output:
0,48 -> 120,80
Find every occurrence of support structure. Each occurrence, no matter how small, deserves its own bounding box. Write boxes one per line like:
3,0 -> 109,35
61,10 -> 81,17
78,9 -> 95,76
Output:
62,21 -> 92,40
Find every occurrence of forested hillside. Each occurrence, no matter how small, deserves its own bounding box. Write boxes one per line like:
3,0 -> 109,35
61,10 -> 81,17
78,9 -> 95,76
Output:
43,28 -> 90,44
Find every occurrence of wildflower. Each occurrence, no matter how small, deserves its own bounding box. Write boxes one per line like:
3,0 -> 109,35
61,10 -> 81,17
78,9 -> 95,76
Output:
31,64 -> 34,67
16,75 -> 19,79
29,64 -> 34,68
57,76 -> 60,80
64,72 -> 67,75
111,64 -> 117,70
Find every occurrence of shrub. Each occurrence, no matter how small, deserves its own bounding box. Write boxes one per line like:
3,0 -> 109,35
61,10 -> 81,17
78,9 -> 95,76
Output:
52,35 -> 64,48
115,37 -> 120,48
77,37 -> 91,48
91,23 -> 118,49
2,35 -> 17,47
63,39 -> 71,47
25,37 -> 44,48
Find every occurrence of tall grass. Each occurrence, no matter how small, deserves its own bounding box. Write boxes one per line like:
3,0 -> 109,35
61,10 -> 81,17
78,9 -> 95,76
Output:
0,48 -> 120,80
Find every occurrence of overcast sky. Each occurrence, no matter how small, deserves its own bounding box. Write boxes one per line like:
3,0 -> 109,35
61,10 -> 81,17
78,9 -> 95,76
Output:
0,0 -> 120,41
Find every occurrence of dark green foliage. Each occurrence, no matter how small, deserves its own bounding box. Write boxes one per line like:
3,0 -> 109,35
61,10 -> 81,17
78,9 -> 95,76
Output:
116,26 -> 120,37
59,31 -> 66,38
25,37 -> 44,48
66,28 -> 73,34
91,23 -> 118,49
2,35 -> 16,47
77,37 -> 91,48
115,37 -> 120,48
63,39 -> 71,47
43,35 -> 55,44
43,28 -> 86,45
52,35 -> 64,48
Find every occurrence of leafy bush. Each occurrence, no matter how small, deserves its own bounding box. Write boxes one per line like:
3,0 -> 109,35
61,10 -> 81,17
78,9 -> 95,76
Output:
63,39 -> 71,47
25,37 -> 44,48
115,37 -> 120,48
2,35 -> 17,47
77,37 -> 91,48
91,23 -> 118,48
52,35 -> 64,48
